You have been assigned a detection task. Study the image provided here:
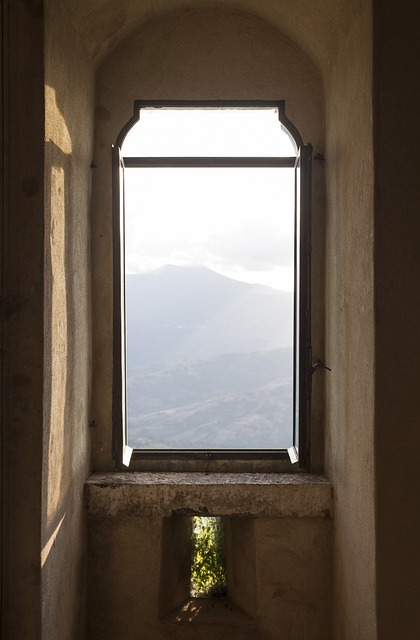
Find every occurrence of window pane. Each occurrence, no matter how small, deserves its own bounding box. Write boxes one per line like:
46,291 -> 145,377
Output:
122,108 -> 296,157
125,167 -> 295,449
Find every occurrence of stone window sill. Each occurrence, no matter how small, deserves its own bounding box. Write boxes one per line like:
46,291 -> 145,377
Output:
85,472 -> 333,518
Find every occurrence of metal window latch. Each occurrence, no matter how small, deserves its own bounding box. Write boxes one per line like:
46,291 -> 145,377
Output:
311,359 -> 331,374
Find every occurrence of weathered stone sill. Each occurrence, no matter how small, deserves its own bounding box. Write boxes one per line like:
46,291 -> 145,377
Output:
85,472 -> 332,518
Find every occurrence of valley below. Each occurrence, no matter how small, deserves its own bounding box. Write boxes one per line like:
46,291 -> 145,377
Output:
126,265 -> 294,449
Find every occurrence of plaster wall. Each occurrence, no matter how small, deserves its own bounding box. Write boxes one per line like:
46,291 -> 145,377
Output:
90,7 -> 325,471
324,3 -> 376,638
41,2 -> 94,638
60,0 -> 360,77
1,1 -> 45,637
373,2 -> 420,637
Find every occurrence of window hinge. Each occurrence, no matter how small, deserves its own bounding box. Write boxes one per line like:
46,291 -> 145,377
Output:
122,445 -> 133,467
287,446 -> 299,465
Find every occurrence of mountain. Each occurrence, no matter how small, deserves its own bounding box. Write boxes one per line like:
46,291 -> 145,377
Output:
126,265 -> 293,367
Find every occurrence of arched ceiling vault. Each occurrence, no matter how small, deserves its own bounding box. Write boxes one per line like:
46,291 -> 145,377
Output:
59,0 -> 363,75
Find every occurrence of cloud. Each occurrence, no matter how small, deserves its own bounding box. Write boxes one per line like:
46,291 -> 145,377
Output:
206,224 -> 294,271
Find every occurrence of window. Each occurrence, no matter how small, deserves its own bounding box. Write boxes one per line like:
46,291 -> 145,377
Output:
190,516 -> 227,598
112,101 -> 312,471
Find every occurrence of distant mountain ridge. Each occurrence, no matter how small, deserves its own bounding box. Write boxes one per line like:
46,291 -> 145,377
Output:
126,265 -> 293,367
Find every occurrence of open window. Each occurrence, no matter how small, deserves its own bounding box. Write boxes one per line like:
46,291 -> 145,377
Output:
112,101 -> 312,471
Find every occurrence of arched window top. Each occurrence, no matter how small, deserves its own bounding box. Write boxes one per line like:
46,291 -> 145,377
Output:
112,100 -> 311,471
118,101 -> 302,157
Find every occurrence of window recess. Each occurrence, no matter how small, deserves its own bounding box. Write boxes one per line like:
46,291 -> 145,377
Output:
112,101 -> 312,471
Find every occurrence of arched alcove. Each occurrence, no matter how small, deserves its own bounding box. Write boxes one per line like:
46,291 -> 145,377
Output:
90,6 -> 326,472
60,0 -> 354,74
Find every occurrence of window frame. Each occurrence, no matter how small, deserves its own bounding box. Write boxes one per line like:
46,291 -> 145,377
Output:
112,100 -> 312,472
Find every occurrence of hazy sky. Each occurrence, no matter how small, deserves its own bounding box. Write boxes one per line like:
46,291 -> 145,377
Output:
122,109 -> 296,291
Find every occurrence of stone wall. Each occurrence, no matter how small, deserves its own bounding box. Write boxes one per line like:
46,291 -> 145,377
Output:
1,1 -> 45,635
41,2 -> 94,637
86,474 -> 332,640
324,3 -> 376,638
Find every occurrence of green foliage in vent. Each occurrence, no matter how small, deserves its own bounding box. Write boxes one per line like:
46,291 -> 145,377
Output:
190,516 -> 227,597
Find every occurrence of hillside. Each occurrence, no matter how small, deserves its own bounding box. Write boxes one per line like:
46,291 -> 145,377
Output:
127,349 -> 293,449
126,266 -> 294,449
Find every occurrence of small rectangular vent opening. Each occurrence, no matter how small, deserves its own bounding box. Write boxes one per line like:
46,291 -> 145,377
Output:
190,516 -> 227,598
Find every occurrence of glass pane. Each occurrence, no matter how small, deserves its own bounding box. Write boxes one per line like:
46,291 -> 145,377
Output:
125,167 -> 295,449
122,108 -> 296,157
119,158 -> 127,444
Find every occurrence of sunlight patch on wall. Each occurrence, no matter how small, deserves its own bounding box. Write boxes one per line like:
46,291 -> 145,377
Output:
45,85 -> 72,154
45,165 -> 68,525
41,513 -> 66,568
